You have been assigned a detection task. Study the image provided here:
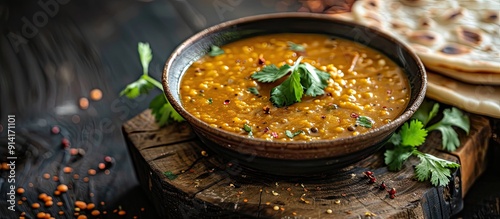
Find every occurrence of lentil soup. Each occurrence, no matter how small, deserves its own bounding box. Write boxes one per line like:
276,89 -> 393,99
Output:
180,33 -> 409,141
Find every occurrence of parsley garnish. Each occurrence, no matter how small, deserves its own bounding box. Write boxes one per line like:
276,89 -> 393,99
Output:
356,116 -> 374,128
120,42 -> 185,126
207,98 -> 213,104
285,130 -> 303,138
208,45 -> 224,57
251,56 -> 330,107
384,100 -> 469,187
288,41 -> 305,52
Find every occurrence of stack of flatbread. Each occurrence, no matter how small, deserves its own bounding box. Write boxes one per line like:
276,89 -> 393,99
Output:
306,0 -> 500,118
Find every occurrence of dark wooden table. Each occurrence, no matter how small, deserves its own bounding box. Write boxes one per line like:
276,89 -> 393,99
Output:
1,1 -> 499,218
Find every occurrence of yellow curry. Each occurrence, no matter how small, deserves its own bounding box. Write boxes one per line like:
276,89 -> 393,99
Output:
180,33 -> 409,141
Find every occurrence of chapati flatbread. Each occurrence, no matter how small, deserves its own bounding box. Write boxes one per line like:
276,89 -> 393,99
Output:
349,0 -> 500,77
427,65 -> 500,85
427,72 -> 500,118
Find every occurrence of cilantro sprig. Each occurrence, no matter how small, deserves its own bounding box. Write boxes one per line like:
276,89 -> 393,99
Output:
384,100 -> 470,187
251,56 -> 330,107
120,42 -> 185,126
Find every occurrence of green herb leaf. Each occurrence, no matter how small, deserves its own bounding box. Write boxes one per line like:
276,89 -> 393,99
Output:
285,130 -> 303,138
411,100 -> 440,126
400,120 -> 428,147
163,171 -> 178,180
119,77 -> 154,99
251,64 -> 294,83
288,41 -> 305,52
247,87 -> 260,96
413,151 -> 460,187
427,107 -> 470,151
138,42 -> 153,75
297,63 -> 330,97
243,124 -> 253,137
208,45 -> 224,57
270,70 -> 303,107
207,98 -> 213,104
384,146 -> 414,171
149,94 -> 185,126
243,124 -> 252,132
356,116 -> 374,128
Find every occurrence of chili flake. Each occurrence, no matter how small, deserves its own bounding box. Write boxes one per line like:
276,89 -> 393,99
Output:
224,99 -> 230,105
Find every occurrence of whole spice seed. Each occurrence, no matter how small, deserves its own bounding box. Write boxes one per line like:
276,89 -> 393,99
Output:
51,126 -> 60,134
379,182 -> 386,190
368,175 -> 376,184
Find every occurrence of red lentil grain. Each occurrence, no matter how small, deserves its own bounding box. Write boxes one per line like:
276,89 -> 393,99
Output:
57,184 -> 68,193
90,89 -> 103,101
32,203 -> 41,209
75,201 -> 87,210
88,169 -> 96,175
16,187 -> 25,194
51,126 -> 60,134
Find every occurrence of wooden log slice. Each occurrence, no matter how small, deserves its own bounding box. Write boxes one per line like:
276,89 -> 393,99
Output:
123,110 -> 491,218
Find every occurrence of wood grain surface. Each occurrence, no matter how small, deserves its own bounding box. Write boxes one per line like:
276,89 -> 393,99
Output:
124,109 -> 491,218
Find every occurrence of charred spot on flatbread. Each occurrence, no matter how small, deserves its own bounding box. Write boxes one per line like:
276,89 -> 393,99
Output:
456,26 -> 483,47
408,30 -> 440,46
483,10 -> 499,23
441,8 -> 464,22
418,17 -> 435,29
440,44 -> 471,55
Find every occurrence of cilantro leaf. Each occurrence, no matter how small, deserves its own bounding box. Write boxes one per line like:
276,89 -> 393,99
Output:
251,64 -> 293,83
384,146 -> 414,171
270,70 -> 303,107
297,63 -> 330,97
412,100 -> 440,126
399,120 -> 427,147
288,41 -> 305,52
285,130 -> 303,138
243,124 -> 253,137
120,77 -> 154,99
413,151 -> 460,187
208,45 -> 224,57
427,107 -> 470,151
243,124 -> 252,132
356,116 -> 374,128
149,94 -> 185,126
138,42 -> 153,75
388,132 -> 401,146
247,87 -> 260,96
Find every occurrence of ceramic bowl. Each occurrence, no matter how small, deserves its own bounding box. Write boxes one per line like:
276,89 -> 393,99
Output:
162,13 -> 426,175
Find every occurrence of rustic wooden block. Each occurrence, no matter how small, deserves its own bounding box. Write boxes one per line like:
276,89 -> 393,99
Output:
124,110 -> 491,218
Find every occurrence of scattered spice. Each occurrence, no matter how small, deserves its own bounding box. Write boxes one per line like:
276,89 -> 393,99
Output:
32,203 -> 41,209
61,138 -> 70,148
388,188 -> 396,199
51,126 -> 60,134
91,210 -> 100,216
75,200 -> 87,210
57,184 -> 69,193
79,97 -> 89,110
273,206 -> 280,211
63,166 -> 73,173
90,89 -> 103,101
201,150 -> 208,156
368,175 -> 376,184
88,169 -> 96,176
16,187 -> 25,194
379,182 -> 387,190
334,199 -> 341,204
326,209 -> 333,214
98,163 -> 106,170
45,200 -> 53,207
118,210 -> 126,216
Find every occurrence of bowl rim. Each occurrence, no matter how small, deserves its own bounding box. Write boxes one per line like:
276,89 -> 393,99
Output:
162,12 -> 427,151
